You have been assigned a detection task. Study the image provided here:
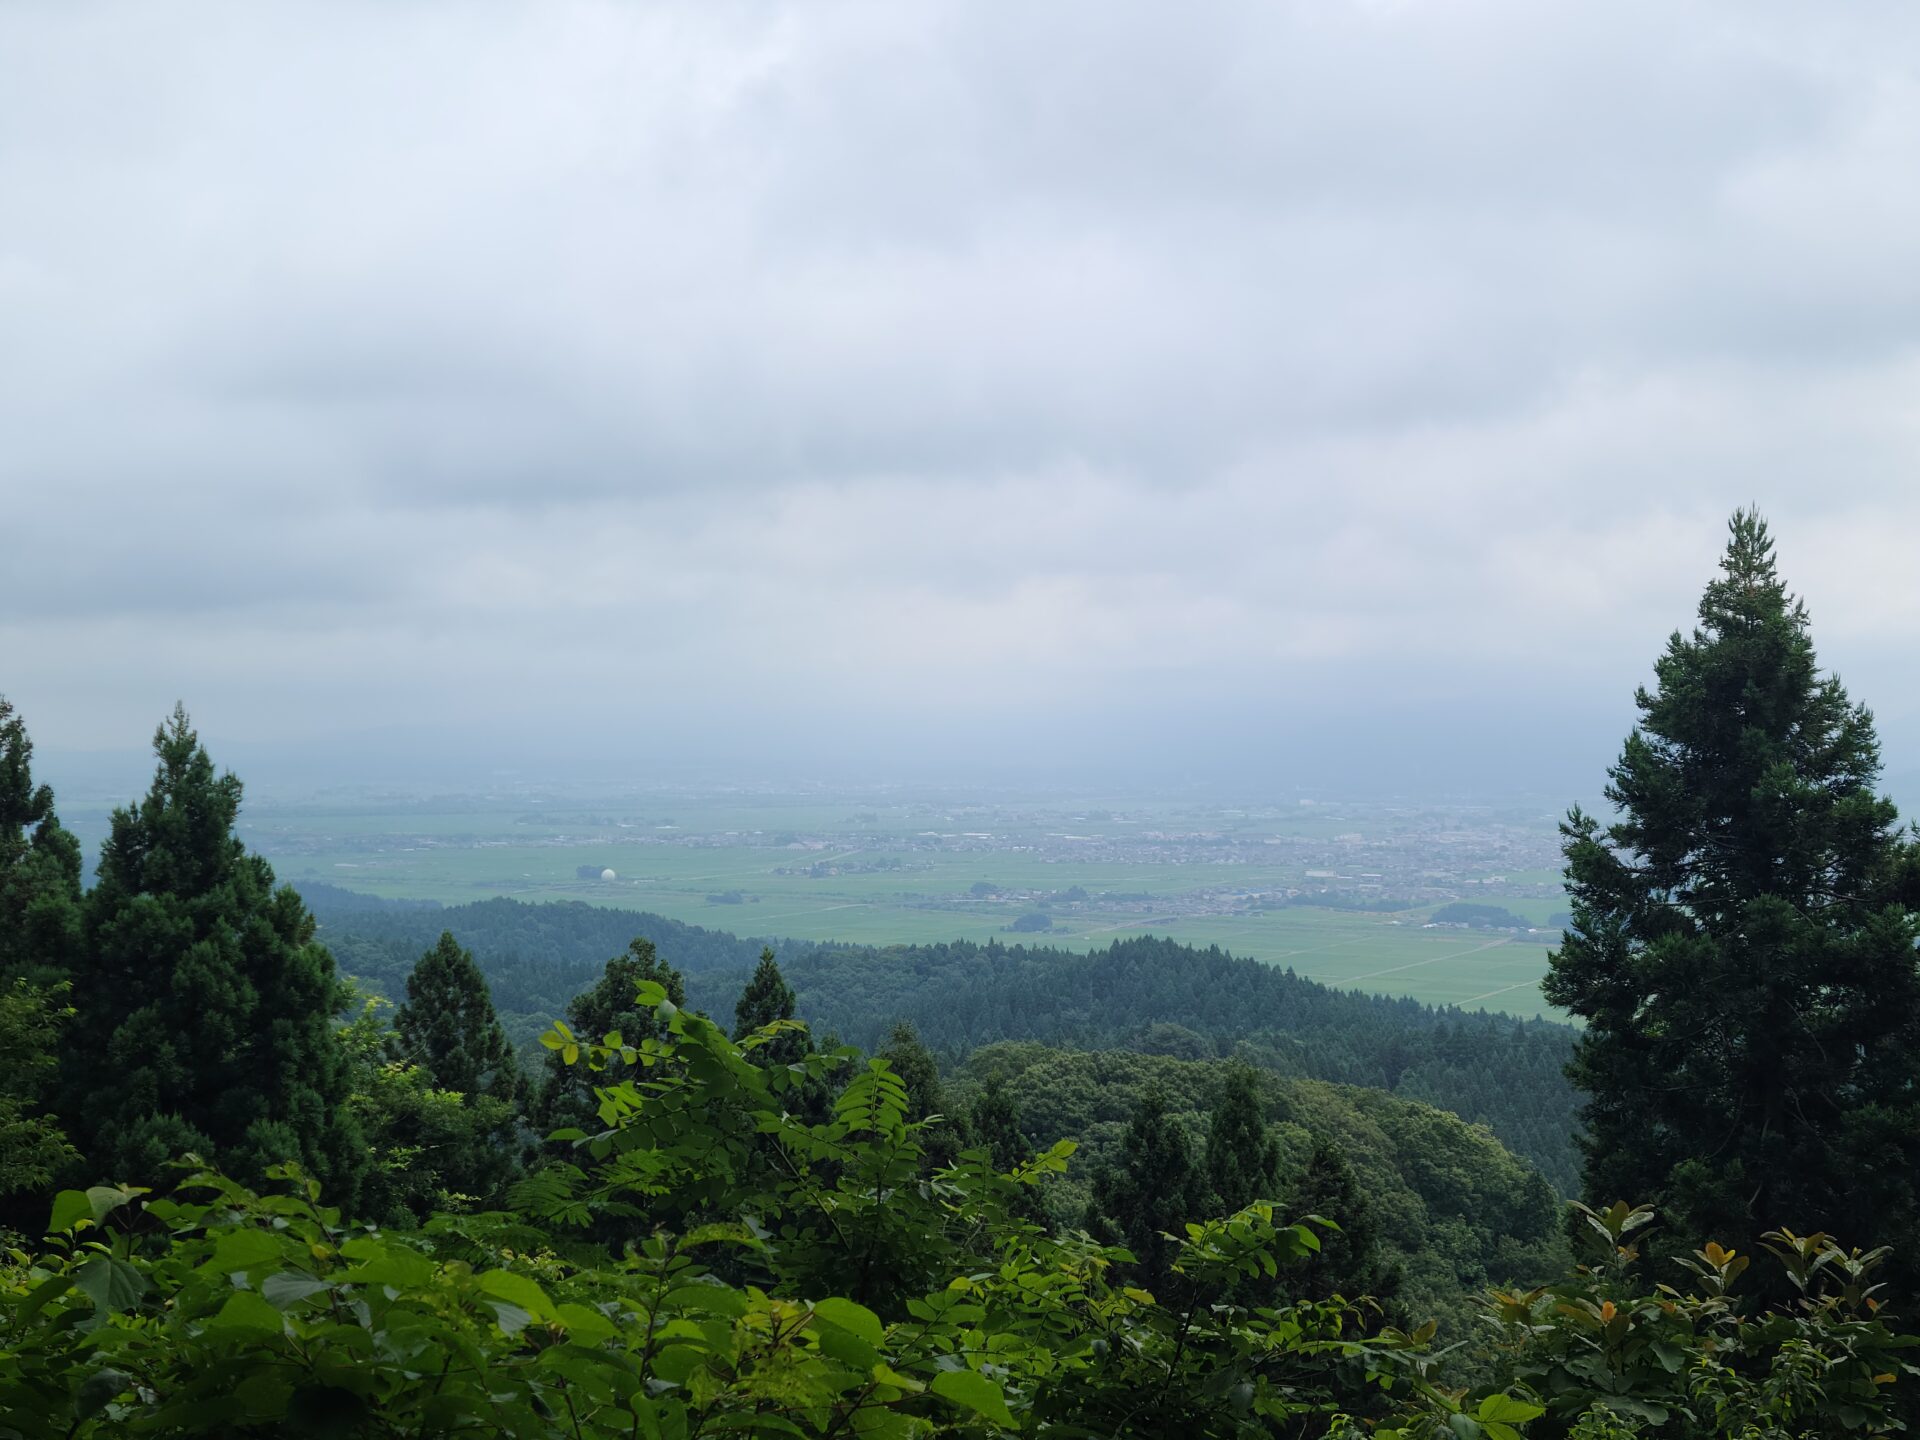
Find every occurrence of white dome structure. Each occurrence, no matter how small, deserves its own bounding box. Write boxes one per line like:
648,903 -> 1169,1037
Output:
601,868 -> 617,881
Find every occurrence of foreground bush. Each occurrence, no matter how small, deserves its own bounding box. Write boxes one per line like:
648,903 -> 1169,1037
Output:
0,986 -> 1466,1436
1480,1201 -> 1917,1440
0,985 -> 1914,1437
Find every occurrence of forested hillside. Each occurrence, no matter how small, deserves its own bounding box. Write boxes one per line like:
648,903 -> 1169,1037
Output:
946,1043 -> 1565,1337
780,937 -> 1578,1191
296,885 -> 1581,1190
300,882 -> 768,1045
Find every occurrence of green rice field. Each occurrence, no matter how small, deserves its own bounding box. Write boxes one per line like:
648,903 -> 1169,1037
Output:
177,789 -> 1572,1021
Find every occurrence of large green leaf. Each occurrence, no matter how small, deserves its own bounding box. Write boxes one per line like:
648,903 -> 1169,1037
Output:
73,1255 -> 146,1314
930,1370 -> 1016,1428
478,1268 -> 555,1320
1475,1395 -> 1546,1425
208,1228 -> 289,1273
208,1290 -> 288,1336
556,1301 -> 616,1345
812,1297 -> 885,1350
262,1271 -> 330,1308
48,1189 -> 90,1234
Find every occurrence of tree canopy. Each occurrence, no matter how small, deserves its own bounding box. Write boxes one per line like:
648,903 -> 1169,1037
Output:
61,707 -> 366,1203
1546,509 -> 1920,1280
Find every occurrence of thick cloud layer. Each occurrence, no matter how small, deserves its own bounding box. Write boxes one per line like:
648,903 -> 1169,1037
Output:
7,1 -> 1920,790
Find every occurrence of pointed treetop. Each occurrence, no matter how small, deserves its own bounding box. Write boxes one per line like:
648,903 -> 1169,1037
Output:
155,701 -> 198,763
0,697 -> 84,984
1699,506 -> 1798,636
396,930 -> 520,1102
0,696 -> 57,844
1207,1062 -> 1280,1214
734,947 -> 797,1040
1723,506 -> 1775,579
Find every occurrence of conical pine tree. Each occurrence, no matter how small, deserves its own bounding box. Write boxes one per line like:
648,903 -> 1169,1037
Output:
878,1022 -> 969,1169
1085,1089 -> 1206,1290
733,948 -> 796,1038
532,936 -> 685,1143
1545,510 -> 1920,1270
1205,1063 -> 1280,1214
0,698 -> 83,1214
971,1074 -> 1027,1173
64,707 -> 365,1201
394,931 -> 523,1106
1287,1140 -> 1399,1308
732,948 -> 812,1066
347,933 -> 525,1216
0,697 -> 83,986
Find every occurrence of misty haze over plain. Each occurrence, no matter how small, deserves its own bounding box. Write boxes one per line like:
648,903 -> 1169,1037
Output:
9,2 -> 1920,796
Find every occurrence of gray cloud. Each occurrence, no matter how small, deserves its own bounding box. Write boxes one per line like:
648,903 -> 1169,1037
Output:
6,0 -> 1920,789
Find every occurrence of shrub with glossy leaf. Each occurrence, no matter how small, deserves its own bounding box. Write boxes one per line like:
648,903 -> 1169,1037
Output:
0,983 -> 1473,1436
4,985 -> 1909,1437
1477,1201 -> 1920,1440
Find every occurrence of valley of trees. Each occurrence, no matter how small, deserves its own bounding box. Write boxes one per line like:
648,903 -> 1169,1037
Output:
4,510 -> 1920,1435
297,887 -> 1584,1192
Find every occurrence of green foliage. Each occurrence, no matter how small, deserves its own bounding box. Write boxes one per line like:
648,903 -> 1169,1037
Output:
1085,1089 -> 1209,1290
876,1021 -> 971,1170
0,696 -> 82,989
733,947 -> 797,1037
0,699 -> 82,1220
733,950 -> 835,1133
297,882 -> 767,1050
301,885 -> 1584,1192
3,980 -> 1914,1438
1545,511 -> 1920,1283
340,989 -> 523,1226
1208,1063 -> 1282,1214
529,937 -> 686,1146
1481,1201 -> 1918,1439
0,980 -> 78,1210
62,707 -> 365,1205
1287,1141 -> 1400,1312
733,946 -> 809,1066
394,930 -> 524,1109
0,985 -> 1512,1437
970,1074 -> 1027,1174
772,935 -> 1583,1191
957,1043 -> 1565,1341
1429,904 -> 1535,932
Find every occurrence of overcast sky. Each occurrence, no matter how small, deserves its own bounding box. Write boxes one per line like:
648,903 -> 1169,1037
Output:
7,1 -> 1920,794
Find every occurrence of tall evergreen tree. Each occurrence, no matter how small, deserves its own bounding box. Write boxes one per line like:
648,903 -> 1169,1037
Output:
1084,1090 -> 1207,1290
1287,1140 -> 1399,1309
733,948 -> 796,1038
0,699 -> 82,1221
733,948 -> 810,1065
878,1021 -> 969,1168
64,707 -> 365,1201
0,697 -> 83,986
532,937 -> 685,1141
1545,510 -> 1920,1269
1205,1063 -> 1281,1213
377,931 -> 524,1211
394,931 -> 523,1106
732,949 -> 835,1128
971,1074 -> 1027,1173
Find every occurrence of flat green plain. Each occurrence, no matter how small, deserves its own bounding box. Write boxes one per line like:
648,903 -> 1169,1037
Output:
222,795 -> 1568,1021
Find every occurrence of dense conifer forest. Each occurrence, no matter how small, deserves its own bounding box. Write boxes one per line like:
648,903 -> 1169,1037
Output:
5,512 -> 1920,1436
298,885 -> 1583,1191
